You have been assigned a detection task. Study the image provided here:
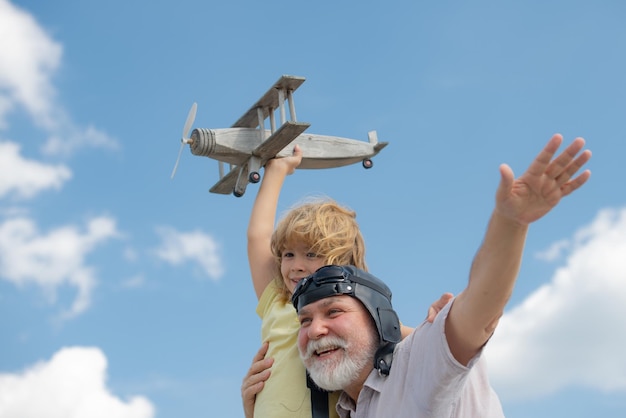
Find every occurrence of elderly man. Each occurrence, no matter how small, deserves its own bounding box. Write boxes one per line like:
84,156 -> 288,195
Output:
292,134 -> 591,417
293,265 -> 502,417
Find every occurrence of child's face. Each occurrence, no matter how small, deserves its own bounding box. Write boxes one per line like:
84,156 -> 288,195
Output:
280,242 -> 327,294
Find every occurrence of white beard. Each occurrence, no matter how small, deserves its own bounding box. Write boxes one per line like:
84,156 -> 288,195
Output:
300,334 -> 377,391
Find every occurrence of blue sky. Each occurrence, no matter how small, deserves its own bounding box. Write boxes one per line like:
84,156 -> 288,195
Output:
1,1 -> 625,417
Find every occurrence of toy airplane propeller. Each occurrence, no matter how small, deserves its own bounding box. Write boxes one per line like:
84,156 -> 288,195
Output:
170,75 -> 388,197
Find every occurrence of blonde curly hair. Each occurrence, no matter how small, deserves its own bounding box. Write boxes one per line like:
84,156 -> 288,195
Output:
270,198 -> 367,301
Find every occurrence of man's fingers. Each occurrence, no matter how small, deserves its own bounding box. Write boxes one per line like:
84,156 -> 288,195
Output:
496,163 -> 515,200
525,133 -> 564,178
248,357 -> 274,375
555,149 -> 592,186
242,380 -> 266,398
244,367 -> 272,389
426,292 -> 454,323
544,136 -> 586,179
241,342 -> 273,393
252,342 -> 269,363
561,169 -> 592,197
242,362 -> 272,397
241,343 -> 272,418
435,292 -> 454,308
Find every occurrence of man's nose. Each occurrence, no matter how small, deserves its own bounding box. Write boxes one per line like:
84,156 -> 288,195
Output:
307,317 -> 328,340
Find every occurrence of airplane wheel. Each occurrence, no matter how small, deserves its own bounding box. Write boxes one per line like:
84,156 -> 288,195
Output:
249,171 -> 261,183
233,190 -> 244,198
362,159 -> 373,169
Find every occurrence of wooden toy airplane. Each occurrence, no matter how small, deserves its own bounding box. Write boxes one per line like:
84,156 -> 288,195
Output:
170,75 -> 388,197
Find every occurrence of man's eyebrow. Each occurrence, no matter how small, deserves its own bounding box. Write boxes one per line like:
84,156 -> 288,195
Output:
297,297 -> 345,317
320,297 -> 343,307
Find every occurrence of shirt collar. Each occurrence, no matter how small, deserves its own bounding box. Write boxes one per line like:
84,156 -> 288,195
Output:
336,370 -> 387,417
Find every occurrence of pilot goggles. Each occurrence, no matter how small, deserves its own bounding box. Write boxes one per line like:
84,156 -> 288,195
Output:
292,265 -> 390,312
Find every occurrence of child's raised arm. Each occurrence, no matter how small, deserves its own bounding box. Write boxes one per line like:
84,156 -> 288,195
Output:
247,145 -> 303,300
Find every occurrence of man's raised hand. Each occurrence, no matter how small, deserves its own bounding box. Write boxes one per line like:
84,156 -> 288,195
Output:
495,134 -> 592,225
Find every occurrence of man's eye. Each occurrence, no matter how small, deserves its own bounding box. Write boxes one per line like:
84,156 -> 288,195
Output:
328,309 -> 342,317
299,317 -> 311,326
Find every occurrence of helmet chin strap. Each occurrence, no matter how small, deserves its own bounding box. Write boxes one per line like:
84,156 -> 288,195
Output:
375,342 -> 396,376
307,372 -> 330,418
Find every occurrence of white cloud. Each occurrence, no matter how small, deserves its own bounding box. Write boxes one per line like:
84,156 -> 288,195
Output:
41,118 -> 120,158
534,238 -> 570,262
0,346 -> 155,418
0,216 -> 120,318
154,226 -> 224,280
0,0 -> 117,155
487,207 -> 626,400
0,0 -> 61,129
0,141 -> 72,199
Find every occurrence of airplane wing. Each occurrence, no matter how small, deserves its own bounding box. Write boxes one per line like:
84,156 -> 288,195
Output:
208,75 -> 309,196
208,121 -> 310,195
253,121 -> 310,160
231,75 -> 305,128
209,164 -> 243,194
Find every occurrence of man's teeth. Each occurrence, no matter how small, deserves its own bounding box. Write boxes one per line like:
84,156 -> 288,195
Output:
316,347 -> 338,356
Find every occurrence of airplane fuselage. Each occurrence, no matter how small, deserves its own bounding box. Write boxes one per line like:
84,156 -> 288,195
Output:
189,127 -> 388,169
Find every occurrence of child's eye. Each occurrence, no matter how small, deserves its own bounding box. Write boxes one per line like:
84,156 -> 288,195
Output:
282,251 -> 294,258
306,252 -> 318,258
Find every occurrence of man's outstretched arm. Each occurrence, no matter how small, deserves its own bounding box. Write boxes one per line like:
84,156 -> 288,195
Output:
447,134 -> 592,365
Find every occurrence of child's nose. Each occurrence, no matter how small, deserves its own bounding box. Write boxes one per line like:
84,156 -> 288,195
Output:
290,255 -> 307,271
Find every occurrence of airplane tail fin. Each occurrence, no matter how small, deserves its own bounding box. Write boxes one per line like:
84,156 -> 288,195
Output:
368,130 -> 388,152
368,130 -> 378,144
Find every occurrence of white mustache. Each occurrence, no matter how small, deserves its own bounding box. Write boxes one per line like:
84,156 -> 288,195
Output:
302,336 -> 347,360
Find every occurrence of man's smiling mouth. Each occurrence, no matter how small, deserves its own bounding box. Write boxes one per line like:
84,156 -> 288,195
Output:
316,346 -> 340,357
